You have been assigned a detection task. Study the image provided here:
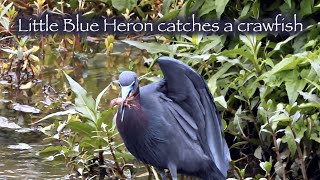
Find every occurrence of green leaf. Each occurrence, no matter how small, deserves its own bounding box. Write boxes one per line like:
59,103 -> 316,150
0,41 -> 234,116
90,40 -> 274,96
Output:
80,136 -> 100,148
300,0 -> 312,17
220,46 -> 254,61
162,0 -> 174,14
63,72 -> 97,121
115,151 -> 135,160
208,62 -> 233,95
309,59 -> 320,77
245,78 -> 259,99
39,146 -> 62,157
199,0 -> 216,17
32,109 -> 77,124
215,0 -> 229,19
201,36 -> 223,53
284,0 -> 292,8
0,2 -> 13,17
229,141 -> 248,149
214,95 -> 227,109
251,0 -> 260,18
240,34 -> 256,54
157,9 -> 180,22
233,106 -> 245,137
293,122 -> 307,143
254,146 -> 262,159
311,133 -> 320,143
190,0 -> 205,13
284,70 -> 307,104
95,82 -> 113,111
257,107 -> 268,124
69,0 -> 79,9
262,53 -> 306,78
259,161 -> 272,174
298,103 -> 320,109
299,91 -> 320,104
274,34 -> 297,51
96,109 -> 115,130
0,17 -> 10,31
282,126 -> 296,155
304,78 -> 320,91
191,33 -> 203,46
111,0 -> 138,12
66,120 -> 95,138
239,3 -> 251,19
178,0 -> 192,18
303,40 -> 317,49
268,33 -> 299,57
269,112 -> 291,131
1,48 -> 17,54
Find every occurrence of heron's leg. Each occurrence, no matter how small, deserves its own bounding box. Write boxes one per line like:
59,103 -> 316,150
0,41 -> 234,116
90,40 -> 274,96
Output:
157,168 -> 167,180
168,162 -> 177,180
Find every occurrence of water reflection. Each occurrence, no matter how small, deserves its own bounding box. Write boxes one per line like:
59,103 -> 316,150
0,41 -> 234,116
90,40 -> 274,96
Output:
0,42 -> 148,179
0,143 -> 66,179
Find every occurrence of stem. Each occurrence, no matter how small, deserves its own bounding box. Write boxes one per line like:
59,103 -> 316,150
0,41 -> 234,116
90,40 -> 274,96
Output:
98,148 -> 106,179
290,126 -> 307,180
5,57 -> 13,75
15,59 -> 22,86
233,155 -> 248,163
296,144 -> 307,179
61,0 -> 64,13
233,165 -> 243,180
271,132 -> 286,179
108,137 -> 124,178
41,35 -> 44,61
253,50 -> 261,74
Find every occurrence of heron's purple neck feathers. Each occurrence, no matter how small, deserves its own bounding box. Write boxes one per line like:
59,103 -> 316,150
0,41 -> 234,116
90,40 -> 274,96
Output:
116,95 -> 148,138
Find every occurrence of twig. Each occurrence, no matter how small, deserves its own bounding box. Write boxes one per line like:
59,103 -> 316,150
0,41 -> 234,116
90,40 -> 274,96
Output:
272,132 -> 286,179
107,137 -> 124,178
291,126 -> 307,180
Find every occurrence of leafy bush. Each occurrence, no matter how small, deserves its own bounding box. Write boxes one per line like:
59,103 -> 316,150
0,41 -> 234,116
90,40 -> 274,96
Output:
37,72 -> 134,179
124,31 -> 320,179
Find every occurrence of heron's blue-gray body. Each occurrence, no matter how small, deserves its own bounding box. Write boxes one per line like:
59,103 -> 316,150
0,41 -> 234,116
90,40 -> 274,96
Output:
116,57 -> 230,180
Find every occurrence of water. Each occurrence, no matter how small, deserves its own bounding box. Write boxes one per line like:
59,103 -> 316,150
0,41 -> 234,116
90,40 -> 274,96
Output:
0,143 -> 67,179
0,41 -> 148,179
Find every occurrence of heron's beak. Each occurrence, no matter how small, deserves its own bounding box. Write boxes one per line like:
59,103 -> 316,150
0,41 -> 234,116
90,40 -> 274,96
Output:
119,83 -> 134,122
121,85 -> 132,102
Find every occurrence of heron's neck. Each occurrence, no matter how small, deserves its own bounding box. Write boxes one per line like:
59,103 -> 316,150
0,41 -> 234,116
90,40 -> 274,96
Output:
117,94 -> 149,137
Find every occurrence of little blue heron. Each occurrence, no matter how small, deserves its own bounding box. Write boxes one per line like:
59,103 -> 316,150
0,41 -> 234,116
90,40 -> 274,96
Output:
111,57 -> 230,180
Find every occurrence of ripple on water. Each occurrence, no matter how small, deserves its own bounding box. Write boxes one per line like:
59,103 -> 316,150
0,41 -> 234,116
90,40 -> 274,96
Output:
0,144 -> 67,179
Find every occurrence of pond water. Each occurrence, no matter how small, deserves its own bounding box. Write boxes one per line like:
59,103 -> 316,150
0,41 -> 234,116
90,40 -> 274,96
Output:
0,41 -> 149,179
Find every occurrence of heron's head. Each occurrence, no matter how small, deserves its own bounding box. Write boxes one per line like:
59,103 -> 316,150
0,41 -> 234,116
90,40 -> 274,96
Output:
117,71 -> 139,121
119,71 -> 139,101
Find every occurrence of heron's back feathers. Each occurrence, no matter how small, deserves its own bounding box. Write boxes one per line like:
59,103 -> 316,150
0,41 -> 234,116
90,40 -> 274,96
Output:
157,57 -> 230,177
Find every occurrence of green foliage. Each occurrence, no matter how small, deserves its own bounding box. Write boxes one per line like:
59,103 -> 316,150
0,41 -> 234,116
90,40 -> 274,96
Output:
121,6 -> 320,179
111,0 -> 138,12
38,72 -> 132,179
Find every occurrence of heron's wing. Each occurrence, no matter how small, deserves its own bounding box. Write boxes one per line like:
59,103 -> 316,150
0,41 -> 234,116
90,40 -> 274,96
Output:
157,57 -> 230,177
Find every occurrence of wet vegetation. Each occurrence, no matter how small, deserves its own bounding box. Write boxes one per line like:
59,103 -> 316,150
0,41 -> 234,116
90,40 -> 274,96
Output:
1,0 -> 320,179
